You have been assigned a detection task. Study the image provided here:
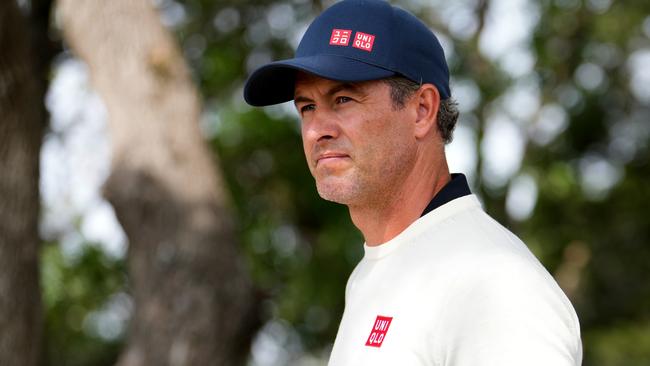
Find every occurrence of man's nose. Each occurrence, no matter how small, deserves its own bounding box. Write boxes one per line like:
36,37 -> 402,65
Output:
306,108 -> 341,143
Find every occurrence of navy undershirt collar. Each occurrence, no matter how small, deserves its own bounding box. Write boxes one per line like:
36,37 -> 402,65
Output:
420,173 -> 472,217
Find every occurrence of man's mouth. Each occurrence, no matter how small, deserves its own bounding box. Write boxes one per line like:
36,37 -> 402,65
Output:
316,152 -> 350,166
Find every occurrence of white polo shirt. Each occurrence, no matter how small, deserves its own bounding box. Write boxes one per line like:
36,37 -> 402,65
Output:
328,194 -> 582,366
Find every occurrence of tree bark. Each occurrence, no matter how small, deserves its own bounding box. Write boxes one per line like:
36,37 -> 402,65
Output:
57,0 -> 258,365
0,1 -> 46,365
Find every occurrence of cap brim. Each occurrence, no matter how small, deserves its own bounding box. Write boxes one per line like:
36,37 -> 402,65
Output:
243,55 -> 395,107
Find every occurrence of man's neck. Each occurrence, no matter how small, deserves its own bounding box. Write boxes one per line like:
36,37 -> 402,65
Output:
348,158 -> 450,246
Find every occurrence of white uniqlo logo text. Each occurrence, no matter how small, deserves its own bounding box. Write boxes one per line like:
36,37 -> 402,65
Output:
365,315 -> 392,348
353,32 -> 375,52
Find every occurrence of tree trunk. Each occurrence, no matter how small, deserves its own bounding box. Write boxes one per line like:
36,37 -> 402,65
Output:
57,0 -> 258,365
0,1 -> 46,365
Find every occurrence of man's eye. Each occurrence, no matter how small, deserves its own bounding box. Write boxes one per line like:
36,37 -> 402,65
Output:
336,96 -> 352,104
300,104 -> 316,113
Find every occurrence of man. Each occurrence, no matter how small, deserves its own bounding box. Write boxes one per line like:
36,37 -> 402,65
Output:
244,0 -> 582,365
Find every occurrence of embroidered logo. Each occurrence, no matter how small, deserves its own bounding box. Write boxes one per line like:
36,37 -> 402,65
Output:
353,31 -> 376,52
329,29 -> 352,46
365,315 -> 393,348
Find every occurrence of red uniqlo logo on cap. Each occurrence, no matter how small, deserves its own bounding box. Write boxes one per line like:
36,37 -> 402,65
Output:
353,31 -> 376,52
365,315 -> 393,348
329,29 -> 352,46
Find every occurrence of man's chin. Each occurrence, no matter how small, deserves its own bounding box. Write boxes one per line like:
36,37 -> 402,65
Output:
315,182 -> 357,205
316,189 -> 348,204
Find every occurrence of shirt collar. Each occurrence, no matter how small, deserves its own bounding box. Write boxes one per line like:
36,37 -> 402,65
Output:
420,173 -> 471,217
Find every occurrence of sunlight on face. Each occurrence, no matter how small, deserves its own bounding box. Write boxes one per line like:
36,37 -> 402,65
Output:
294,73 -> 418,207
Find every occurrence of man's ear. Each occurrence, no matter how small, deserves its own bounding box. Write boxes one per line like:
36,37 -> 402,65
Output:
413,84 -> 440,140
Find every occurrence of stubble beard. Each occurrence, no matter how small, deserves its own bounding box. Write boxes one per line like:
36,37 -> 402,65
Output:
315,170 -> 365,205
314,143 -> 416,209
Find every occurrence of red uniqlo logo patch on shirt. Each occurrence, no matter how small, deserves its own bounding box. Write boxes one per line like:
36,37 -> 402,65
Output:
353,31 -> 376,52
365,315 -> 393,347
329,29 -> 352,46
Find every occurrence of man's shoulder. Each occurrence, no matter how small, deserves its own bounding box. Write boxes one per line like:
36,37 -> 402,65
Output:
433,244 -> 583,366
418,201 -> 582,365
414,195 -> 534,261
413,197 -> 575,311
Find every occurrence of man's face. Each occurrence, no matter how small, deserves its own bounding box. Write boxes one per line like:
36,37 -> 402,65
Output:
294,73 -> 418,207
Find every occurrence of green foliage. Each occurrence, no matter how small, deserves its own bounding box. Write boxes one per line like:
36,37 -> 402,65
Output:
507,1 -> 650,364
585,322 -> 650,366
41,242 -> 127,366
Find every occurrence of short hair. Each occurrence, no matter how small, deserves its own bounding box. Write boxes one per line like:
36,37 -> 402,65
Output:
383,76 -> 459,144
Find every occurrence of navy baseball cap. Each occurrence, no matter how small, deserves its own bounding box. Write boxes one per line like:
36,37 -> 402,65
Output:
243,0 -> 450,107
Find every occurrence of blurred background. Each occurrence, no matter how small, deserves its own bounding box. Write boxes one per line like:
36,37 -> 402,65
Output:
1,0 -> 649,365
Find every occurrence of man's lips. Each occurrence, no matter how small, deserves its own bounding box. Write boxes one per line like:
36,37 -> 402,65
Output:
315,152 -> 350,166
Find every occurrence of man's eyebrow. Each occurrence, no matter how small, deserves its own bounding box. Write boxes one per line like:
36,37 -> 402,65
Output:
294,95 -> 313,106
294,82 -> 364,106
